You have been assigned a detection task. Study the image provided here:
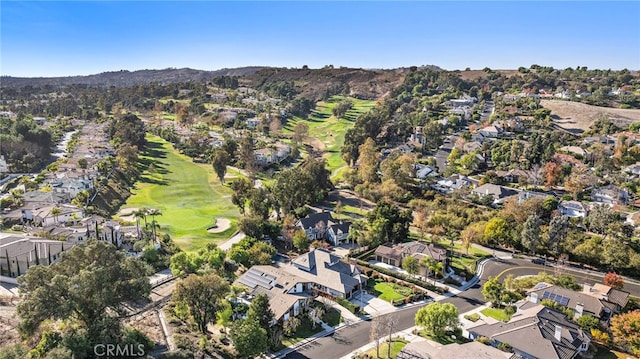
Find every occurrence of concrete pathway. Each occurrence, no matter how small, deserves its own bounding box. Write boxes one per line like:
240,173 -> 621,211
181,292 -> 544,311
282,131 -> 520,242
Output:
320,297 -> 361,325
219,231 -> 246,251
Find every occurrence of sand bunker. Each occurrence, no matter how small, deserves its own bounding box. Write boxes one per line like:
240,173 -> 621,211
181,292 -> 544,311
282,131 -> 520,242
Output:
117,207 -> 139,223
207,218 -> 231,233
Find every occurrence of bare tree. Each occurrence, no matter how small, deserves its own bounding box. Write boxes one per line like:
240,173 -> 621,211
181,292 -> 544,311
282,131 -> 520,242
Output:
370,316 -> 384,358
382,314 -> 399,358
315,221 -> 327,240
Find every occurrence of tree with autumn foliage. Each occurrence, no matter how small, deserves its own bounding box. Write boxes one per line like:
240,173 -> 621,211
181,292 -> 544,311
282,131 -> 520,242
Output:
611,310 -> 640,356
604,272 -> 624,289
544,161 -> 562,187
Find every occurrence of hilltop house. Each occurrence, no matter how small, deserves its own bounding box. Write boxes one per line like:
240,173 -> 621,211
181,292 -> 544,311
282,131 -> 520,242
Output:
296,211 -> 352,246
0,233 -> 74,281
591,185 -> 629,206
467,305 -> 590,359
478,125 -> 502,138
558,201 -> 588,218
470,184 -> 518,205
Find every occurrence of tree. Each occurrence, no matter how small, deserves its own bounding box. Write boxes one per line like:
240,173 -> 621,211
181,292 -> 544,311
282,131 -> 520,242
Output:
484,217 -> 510,246
211,148 -> 231,184
292,122 -> 309,145
217,301 -> 233,339
358,137 -> 379,184
577,315 -> 600,331
604,272 -> 624,289
602,238 -> 630,271
147,208 -> 162,241
283,316 -> 301,336
611,310 -> 640,356
482,277 -> 504,307
547,215 -> 569,255
173,272 -> 230,333
230,319 -> 269,358
247,293 -> 274,329
293,230 -> 309,252
382,314 -> 399,358
564,165 -> 590,199
50,206 -> 62,224
460,222 -> 485,254
367,201 -> 412,244
402,256 -> 419,275
309,304 -> 326,329
231,177 -> 253,214
370,316 -> 384,358
415,302 -> 459,337
544,161 -> 562,187
332,99 -> 353,118
239,134 -> 256,174
16,240 -> 151,354
521,215 -> 542,255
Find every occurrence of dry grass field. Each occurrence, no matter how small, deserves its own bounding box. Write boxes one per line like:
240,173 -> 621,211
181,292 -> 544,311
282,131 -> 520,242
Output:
542,99 -> 640,133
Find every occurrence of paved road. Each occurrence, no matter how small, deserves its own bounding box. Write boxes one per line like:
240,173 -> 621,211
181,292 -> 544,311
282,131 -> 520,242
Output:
284,256 -> 639,358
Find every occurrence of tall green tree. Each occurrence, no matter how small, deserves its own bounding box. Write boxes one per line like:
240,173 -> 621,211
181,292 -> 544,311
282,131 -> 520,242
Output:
230,319 -> 269,358
521,214 -> 542,255
415,302 -> 459,337
482,277 -> 505,308
402,256 -> 419,275
173,272 -> 230,333
547,215 -> 569,255
358,137 -> 379,184
211,148 -> 231,184
16,240 -> 151,354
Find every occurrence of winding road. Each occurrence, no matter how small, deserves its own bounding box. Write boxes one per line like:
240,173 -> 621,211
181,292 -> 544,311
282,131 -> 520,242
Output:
284,255 -> 640,359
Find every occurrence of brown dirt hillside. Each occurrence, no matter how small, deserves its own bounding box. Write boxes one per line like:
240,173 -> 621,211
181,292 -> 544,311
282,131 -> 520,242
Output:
243,67 -> 409,101
541,99 -> 640,133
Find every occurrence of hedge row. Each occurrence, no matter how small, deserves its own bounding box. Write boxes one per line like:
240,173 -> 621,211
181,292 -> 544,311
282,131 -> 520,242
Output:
355,259 -> 448,295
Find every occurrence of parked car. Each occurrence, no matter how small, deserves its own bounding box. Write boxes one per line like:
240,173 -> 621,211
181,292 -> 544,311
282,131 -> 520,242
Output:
531,258 -> 545,265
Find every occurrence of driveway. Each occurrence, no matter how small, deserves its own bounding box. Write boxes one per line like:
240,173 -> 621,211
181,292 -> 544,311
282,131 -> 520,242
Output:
350,291 -> 396,316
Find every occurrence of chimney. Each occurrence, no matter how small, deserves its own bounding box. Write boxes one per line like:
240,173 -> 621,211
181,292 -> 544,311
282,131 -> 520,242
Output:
530,293 -> 538,304
554,325 -> 562,342
575,303 -> 584,318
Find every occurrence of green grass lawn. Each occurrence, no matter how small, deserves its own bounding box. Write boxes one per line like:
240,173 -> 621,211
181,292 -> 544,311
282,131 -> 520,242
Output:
281,315 -> 324,347
364,339 -> 408,359
322,308 -> 342,327
282,96 -> 376,180
417,330 -> 470,345
593,344 -> 632,359
116,134 -> 240,252
370,279 -> 413,303
481,308 -> 513,322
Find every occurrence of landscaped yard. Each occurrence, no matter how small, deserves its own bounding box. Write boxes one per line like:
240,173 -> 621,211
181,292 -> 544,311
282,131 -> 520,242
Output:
281,315 -> 323,347
322,307 -> 342,327
282,96 -> 376,180
116,134 -> 240,252
593,344 -> 632,359
481,307 -> 513,322
364,339 -> 409,359
369,278 -> 413,303
416,329 -> 470,345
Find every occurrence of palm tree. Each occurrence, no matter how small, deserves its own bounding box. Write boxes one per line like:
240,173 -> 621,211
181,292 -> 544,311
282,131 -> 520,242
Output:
147,208 -> 162,241
50,207 -> 62,225
133,209 -> 145,239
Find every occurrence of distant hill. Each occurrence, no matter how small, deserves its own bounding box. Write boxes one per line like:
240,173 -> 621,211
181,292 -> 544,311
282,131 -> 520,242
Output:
0,67 -> 270,88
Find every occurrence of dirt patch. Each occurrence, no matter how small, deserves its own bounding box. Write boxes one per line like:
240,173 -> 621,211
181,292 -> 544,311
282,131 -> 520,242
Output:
126,309 -> 167,348
0,303 -> 19,348
206,218 -> 231,233
542,99 -> 640,133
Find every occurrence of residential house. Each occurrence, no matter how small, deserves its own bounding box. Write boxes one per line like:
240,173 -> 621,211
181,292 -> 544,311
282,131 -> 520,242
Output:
591,185 -> 629,205
470,184 -> 519,205
555,90 -> 572,99
296,211 -> 352,246
234,265 -> 313,324
463,141 -> 483,154
414,164 -> 438,180
33,117 -> 46,125
0,232 -> 74,281
22,203 -> 84,227
245,118 -> 261,128
49,177 -> 94,197
287,248 -> 366,299
478,125 -> 502,138
624,162 -> 640,177
254,148 -> 275,166
450,95 -> 477,108
518,190 -> 554,204
398,341 -> 513,359
374,241 -> 447,277
495,169 -> 530,184
408,126 -> 425,146
527,282 -> 629,321
0,155 -> 7,173
274,142 -> 291,162
467,305 -> 590,359
558,201 -> 588,218
22,190 -> 71,204
559,146 -> 589,158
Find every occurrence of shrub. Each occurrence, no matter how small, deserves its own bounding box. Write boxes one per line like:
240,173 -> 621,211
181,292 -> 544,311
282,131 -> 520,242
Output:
590,329 -> 611,345
497,342 -> 513,352
477,336 -> 491,345
504,306 -> 516,316
464,313 -> 481,322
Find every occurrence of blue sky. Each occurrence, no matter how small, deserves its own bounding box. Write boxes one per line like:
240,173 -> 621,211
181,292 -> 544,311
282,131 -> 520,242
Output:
1,1 -> 639,77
